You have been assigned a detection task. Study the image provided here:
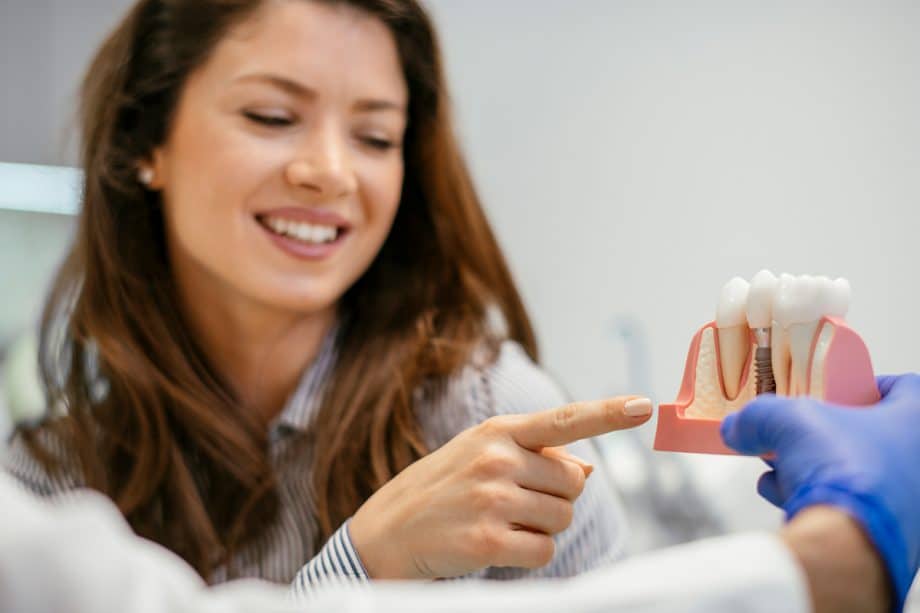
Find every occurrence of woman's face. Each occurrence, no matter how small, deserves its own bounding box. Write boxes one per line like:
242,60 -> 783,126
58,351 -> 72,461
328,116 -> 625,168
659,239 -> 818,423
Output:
150,0 -> 408,318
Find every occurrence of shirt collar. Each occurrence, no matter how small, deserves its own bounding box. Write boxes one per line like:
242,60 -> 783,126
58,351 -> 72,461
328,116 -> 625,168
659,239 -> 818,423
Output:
271,325 -> 339,433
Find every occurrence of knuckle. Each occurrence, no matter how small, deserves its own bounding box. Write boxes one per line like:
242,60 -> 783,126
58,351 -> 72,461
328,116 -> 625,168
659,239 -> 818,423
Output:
557,501 -> 575,530
473,445 -> 520,478
471,482 -> 509,513
478,415 -> 511,437
529,537 -> 556,568
543,498 -> 575,534
470,524 -> 503,560
552,403 -> 579,432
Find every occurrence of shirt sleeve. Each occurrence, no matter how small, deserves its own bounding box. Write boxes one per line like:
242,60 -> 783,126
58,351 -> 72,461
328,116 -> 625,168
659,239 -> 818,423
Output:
3,429 -> 83,497
290,520 -> 370,599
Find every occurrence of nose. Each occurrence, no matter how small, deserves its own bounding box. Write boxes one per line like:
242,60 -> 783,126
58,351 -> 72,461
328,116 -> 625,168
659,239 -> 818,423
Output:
284,124 -> 357,200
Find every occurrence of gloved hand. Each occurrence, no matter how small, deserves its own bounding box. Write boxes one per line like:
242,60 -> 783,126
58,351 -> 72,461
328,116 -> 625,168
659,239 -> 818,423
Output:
721,374 -> 920,610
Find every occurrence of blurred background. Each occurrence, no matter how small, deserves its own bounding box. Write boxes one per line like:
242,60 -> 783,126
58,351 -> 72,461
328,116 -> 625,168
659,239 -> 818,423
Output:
2,0 -> 918,592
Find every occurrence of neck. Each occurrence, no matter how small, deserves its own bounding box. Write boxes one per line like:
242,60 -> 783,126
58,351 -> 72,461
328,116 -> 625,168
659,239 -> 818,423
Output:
175,278 -> 336,424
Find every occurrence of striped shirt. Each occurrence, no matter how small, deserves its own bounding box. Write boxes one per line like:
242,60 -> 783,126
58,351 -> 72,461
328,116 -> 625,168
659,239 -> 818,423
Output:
3,335 -> 626,595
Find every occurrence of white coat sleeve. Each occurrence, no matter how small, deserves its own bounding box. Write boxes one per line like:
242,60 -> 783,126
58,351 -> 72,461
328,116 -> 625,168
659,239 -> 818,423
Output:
0,472 -> 299,613
0,471 -> 810,613
304,533 -> 812,613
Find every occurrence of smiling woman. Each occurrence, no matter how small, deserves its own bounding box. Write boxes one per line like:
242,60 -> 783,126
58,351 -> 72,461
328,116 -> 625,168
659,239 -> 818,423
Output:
3,0 -> 625,590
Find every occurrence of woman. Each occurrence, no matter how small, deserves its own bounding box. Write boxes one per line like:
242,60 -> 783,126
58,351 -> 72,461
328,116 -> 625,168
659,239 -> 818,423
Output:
5,0 -> 628,588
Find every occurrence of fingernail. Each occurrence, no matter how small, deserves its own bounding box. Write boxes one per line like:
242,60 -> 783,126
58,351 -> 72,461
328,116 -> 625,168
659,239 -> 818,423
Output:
624,397 -> 653,417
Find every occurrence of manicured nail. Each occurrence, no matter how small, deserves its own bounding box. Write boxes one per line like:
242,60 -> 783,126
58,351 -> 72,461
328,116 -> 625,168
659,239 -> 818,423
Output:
624,397 -> 653,417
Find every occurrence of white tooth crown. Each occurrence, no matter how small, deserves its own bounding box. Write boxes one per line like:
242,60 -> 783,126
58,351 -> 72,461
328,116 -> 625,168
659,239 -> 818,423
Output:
698,271 -> 854,407
264,215 -> 338,244
716,277 -> 750,328
827,278 -> 851,318
746,269 -> 777,328
774,275 -> 823,327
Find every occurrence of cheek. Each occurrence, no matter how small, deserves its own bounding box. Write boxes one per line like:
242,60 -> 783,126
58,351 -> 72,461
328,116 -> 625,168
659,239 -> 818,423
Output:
364,161 -> 404,237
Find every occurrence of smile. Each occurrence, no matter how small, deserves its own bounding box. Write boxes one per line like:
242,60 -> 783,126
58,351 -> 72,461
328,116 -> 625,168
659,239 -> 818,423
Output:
257,214 -> 344,245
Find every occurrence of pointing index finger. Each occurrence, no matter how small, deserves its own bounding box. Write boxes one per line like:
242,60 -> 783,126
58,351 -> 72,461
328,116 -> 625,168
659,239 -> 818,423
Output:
511,396 -> 653,450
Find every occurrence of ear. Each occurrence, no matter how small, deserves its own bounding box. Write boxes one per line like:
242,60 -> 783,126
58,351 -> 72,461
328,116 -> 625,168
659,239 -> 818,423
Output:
145,146 -> 168,190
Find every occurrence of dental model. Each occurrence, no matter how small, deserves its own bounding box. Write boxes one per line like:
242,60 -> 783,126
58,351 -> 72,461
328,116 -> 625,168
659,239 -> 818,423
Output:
655,271 -> 879,455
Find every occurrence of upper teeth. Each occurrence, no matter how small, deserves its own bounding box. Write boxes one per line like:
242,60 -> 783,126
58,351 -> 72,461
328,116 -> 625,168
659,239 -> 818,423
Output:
263,216 -> 338,244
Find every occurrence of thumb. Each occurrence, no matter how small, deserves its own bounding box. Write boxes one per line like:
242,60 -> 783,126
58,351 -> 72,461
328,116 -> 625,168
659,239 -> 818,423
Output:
721,394 -> 806,456
510,396 -> 653,450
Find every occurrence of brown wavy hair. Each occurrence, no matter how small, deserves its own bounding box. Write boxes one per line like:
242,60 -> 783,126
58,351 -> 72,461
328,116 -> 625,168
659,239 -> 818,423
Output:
19,0 -> 536,581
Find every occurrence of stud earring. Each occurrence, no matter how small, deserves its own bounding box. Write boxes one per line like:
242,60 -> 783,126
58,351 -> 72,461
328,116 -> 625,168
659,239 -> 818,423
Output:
137,166 -> 154,186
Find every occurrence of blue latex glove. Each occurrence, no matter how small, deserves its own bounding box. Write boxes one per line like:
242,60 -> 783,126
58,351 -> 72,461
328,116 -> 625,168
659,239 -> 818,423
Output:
721,374 -> 920,610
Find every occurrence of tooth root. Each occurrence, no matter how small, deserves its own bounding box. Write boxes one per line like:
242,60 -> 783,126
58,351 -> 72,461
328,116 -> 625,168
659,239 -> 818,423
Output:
772,322 -> 791,396
717,325 -> 750,400
788,322 -> 820,396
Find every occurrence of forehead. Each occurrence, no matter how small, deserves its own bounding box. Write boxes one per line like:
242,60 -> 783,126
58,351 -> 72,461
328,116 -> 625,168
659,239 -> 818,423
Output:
197,0 -> 408,104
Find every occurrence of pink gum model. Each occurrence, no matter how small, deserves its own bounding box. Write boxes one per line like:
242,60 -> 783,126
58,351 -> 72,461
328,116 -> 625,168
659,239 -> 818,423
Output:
654,316 -> 880,455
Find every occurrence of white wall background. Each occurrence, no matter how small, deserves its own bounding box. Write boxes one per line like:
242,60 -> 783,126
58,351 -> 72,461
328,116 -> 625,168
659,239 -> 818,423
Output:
2,0 -> 919,554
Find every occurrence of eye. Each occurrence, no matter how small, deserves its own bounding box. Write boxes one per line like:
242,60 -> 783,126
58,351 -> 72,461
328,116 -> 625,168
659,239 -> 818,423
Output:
243,111 -> 294,127
361,136 -> 399,151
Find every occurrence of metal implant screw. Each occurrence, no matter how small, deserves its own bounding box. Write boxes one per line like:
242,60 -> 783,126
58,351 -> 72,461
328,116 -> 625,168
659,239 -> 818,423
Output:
755,346 -> 776,394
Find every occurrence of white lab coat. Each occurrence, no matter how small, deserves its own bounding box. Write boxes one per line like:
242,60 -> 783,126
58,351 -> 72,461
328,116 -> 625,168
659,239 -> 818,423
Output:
0,472 -> 809,613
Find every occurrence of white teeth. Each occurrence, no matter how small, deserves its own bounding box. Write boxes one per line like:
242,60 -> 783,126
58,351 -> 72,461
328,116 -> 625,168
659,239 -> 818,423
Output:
745,269 -> 778,329
774,275 -> 823,326
262,216 -> 338,245
716,277 -> 750,328
827,277 -> 851,318
770,273 -> 851,395
716,277 -> 751,400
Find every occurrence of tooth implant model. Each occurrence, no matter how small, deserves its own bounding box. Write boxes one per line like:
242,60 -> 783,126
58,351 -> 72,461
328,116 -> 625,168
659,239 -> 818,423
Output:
654,271 -> 880,455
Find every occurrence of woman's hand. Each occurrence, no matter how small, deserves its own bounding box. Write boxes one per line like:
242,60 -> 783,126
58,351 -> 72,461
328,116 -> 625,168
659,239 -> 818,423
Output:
348,396 -> 653,580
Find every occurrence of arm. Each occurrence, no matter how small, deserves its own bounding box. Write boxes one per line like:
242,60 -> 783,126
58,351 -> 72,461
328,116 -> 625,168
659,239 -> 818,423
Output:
0,467 -> 810,613
782,507 -> 891,613
723,373 -> 920,611
0,472 -> 298,613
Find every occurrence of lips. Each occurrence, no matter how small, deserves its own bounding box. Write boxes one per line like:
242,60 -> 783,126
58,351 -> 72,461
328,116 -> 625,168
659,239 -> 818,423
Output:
254,207 -> 352,261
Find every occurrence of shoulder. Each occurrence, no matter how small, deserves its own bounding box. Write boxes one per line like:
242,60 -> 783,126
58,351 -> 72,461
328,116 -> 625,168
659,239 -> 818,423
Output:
416,340 -> 569,450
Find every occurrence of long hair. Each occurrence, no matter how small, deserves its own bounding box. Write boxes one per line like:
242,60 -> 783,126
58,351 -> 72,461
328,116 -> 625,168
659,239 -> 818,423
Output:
21,0 -> 536,580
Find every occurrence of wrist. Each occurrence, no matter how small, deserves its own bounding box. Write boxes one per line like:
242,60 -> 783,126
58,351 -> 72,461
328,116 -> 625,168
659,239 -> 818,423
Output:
348,507 -> 416,580
781,506 -> 892,613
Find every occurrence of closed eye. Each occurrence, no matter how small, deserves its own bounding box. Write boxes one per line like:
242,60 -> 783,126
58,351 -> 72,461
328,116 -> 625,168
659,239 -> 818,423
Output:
243,111 -> 294,127
361,137 -> 398,151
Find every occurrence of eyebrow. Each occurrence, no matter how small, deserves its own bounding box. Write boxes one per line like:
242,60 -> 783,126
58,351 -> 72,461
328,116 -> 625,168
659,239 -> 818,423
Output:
233,73 -> 407,114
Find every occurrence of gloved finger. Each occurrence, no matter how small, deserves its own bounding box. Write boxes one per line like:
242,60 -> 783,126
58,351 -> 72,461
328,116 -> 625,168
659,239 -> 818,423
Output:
876,373 -> 920,402
721,394 -> 803,456
756,471 -> 784,507
876,375 -> 899,397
